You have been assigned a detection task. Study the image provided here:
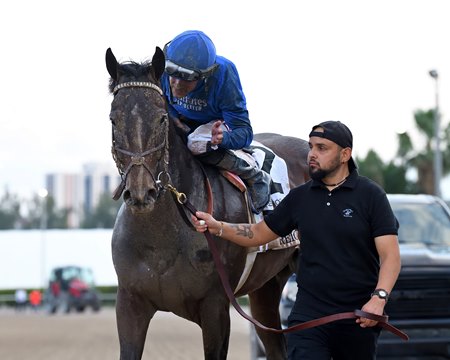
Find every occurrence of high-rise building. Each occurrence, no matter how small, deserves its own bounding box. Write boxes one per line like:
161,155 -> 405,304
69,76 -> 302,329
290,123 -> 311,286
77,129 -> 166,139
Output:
46,162 -> 121,228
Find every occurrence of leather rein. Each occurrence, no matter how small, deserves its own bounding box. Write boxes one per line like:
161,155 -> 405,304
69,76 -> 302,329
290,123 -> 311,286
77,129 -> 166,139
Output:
111,81 -> 408,340
174,191 -> 408,340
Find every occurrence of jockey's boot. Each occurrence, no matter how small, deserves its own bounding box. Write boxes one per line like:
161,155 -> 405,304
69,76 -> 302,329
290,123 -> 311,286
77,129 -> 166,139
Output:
197,150 -> 271,213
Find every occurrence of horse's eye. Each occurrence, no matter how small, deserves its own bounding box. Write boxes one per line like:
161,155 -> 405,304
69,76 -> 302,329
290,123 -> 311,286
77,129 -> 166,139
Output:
160,113 -> 168,125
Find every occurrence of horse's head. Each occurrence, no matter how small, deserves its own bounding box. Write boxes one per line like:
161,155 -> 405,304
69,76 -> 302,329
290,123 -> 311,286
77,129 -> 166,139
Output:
106,47 -> 168,213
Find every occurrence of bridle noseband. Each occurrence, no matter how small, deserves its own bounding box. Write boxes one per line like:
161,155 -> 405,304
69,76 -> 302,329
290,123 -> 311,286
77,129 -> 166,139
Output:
111,81 -> 170,200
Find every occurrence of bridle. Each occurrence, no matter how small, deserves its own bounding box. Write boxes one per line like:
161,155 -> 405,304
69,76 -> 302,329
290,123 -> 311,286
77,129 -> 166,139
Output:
110,81 -> 171,200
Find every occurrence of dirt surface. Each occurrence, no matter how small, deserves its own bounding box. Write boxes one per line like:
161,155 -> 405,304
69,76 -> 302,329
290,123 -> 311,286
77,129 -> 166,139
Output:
0,306 -> 251,360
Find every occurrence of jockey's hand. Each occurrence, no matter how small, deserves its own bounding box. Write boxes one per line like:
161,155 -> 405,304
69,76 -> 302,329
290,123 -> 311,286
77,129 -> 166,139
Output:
356,297 -> 385,328
191,211 -> 221,234
211,120 -> 224,146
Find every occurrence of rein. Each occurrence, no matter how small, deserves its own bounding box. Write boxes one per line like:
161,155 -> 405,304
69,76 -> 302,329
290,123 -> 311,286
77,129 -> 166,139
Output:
168,185 -> 408,340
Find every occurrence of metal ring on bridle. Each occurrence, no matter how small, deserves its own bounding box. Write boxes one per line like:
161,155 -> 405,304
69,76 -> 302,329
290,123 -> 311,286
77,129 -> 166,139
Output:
156,171 -> 172,188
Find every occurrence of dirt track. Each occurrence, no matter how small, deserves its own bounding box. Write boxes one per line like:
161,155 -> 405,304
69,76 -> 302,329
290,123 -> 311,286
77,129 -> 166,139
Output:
0,306 -> 251,360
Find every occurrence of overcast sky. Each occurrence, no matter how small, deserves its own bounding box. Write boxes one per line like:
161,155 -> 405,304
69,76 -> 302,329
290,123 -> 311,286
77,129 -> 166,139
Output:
1,0 -> 450,200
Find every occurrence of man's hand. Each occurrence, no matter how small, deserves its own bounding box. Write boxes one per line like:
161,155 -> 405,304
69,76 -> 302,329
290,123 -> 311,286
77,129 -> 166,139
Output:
191,211 -> 221,235
356,297 -> 386,328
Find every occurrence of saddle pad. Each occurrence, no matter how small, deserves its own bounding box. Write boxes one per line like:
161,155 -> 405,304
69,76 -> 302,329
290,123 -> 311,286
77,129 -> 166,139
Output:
245,140 -> 291,213
248,140 -> 300,250
252,212 -> 300,252
233,142 -> 300,293
222,144 -> 300,251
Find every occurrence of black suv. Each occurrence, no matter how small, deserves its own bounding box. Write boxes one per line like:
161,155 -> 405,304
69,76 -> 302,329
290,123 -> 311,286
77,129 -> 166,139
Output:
45,265 -> 101,314
251,194 -> 450,359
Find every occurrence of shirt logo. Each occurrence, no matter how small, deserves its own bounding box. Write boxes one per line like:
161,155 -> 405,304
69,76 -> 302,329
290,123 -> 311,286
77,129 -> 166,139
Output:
174,97 -> 208,112
342,208 -> 353,218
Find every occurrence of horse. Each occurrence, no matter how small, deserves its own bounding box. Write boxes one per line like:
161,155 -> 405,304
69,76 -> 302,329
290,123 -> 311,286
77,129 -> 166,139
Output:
105,46 -> 310,360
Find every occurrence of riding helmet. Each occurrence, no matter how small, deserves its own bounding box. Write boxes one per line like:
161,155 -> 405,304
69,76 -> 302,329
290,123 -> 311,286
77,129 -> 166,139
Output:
165,30 -> 216,71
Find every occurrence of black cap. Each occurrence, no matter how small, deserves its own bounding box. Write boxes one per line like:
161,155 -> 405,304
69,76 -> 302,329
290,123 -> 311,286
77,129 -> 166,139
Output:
309,120 -> 357,170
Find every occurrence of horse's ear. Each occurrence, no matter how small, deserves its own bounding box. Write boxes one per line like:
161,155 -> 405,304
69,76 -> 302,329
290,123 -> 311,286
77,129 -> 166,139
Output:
152,46 -> 165,81
106,48 -> 118,80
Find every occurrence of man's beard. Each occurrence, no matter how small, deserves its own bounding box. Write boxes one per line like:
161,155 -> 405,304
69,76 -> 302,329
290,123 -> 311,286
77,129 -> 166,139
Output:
309,157 -> 341,182
309,168 -> 329,181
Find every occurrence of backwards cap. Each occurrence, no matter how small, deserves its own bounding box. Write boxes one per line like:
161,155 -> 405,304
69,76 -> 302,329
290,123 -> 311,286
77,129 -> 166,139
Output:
309,120 -> 357,170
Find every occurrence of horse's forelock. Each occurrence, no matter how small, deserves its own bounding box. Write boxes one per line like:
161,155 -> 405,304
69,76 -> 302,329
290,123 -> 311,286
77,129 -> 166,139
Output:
121,61 -> 152,77
108,60 -> 154,94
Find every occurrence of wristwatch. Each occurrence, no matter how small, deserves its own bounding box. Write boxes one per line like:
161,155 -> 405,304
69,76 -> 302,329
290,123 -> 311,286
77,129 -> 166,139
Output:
371,288 -> 389,302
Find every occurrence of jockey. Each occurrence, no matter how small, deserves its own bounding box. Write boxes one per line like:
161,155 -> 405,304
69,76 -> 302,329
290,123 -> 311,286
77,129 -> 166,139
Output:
160,30 -> 271,213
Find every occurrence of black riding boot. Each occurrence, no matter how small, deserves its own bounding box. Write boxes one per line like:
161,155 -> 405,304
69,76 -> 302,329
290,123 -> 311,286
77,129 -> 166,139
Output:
197,150 -> 271,213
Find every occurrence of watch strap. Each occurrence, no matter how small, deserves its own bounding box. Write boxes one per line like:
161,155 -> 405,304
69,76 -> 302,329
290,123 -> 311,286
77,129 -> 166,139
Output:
371,288 -> 389,302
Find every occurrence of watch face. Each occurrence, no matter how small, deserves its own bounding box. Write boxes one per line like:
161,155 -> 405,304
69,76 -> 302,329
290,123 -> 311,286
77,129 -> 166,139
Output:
379,290 -> 387,297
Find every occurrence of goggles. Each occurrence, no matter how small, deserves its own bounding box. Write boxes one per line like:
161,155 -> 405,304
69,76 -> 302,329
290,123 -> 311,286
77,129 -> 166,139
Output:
165,60 -> 202,81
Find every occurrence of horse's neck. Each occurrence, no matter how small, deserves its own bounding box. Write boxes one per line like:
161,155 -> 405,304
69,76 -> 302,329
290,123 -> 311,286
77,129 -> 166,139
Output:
166,125 -> 204,190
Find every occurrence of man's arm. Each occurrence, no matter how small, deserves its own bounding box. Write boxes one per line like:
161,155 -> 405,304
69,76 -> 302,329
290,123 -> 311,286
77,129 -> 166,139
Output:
192,211 -> 279,247
357,234 -> 401,328
373,234 -> 402,295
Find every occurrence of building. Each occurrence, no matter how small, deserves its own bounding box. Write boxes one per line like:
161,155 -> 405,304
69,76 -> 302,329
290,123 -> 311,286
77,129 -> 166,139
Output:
46,162 -> 121,228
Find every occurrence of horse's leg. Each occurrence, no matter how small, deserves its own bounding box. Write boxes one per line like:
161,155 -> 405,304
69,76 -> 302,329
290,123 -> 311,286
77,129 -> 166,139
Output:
249,276 -> 288,360
116,287 -> 155,360
198,298 -> 231,360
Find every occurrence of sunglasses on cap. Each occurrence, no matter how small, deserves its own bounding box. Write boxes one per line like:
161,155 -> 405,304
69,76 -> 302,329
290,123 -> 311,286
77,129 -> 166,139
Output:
165,60 -> 202,82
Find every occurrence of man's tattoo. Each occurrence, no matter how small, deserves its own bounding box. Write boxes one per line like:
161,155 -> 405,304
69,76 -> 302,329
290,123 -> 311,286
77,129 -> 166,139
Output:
231,224 -> 254,239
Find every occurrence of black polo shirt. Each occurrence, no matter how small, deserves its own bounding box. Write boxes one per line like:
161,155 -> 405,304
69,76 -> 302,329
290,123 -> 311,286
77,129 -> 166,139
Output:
264,170 -> 398,318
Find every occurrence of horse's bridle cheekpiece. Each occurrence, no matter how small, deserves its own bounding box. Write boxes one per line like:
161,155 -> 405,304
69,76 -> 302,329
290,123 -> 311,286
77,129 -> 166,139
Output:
111,81 -> 170,200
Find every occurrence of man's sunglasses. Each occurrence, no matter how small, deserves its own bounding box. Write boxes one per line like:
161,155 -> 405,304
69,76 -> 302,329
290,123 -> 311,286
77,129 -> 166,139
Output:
165,60 -> 202,81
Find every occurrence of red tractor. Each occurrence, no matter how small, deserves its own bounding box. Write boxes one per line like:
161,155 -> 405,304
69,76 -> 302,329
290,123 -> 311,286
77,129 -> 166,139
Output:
46,266 -> 101,314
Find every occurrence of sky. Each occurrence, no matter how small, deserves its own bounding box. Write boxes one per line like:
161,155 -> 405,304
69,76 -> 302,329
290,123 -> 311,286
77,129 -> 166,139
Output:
1,0 -> 450,200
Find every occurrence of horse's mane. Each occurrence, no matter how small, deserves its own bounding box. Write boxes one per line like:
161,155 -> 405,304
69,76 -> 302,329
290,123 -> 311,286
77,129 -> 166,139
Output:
108,60 -> 153,93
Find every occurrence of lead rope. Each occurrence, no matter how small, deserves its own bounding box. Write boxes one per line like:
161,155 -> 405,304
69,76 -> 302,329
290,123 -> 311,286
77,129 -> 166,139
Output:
167,185 -> 408,339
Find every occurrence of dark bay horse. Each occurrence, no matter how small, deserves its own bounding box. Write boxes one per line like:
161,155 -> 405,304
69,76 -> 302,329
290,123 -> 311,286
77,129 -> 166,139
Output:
105,46 -> 310,360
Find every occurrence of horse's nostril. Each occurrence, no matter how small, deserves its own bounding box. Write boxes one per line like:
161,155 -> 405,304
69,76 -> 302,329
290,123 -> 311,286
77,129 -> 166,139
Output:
122,188 -> 156,208
123,190 -> 131,202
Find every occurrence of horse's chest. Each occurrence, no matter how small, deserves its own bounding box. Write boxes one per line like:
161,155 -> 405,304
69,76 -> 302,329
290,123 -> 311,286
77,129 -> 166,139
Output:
114,241 -> 216,287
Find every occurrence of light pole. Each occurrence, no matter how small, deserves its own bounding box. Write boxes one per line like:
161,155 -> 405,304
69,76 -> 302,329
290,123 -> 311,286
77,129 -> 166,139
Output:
38,188 -> 48,290
429,69 -> 442,198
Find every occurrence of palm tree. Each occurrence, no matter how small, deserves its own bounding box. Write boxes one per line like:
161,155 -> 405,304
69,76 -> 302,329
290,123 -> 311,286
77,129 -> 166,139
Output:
396,109 -> 450,195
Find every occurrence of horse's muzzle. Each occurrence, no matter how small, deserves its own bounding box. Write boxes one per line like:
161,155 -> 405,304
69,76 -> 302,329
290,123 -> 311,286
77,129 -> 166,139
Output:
123,187 -> 157,213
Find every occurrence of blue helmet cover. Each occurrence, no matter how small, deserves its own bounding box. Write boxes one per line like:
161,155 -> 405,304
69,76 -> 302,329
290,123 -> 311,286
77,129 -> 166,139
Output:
166,30 -> 216,71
